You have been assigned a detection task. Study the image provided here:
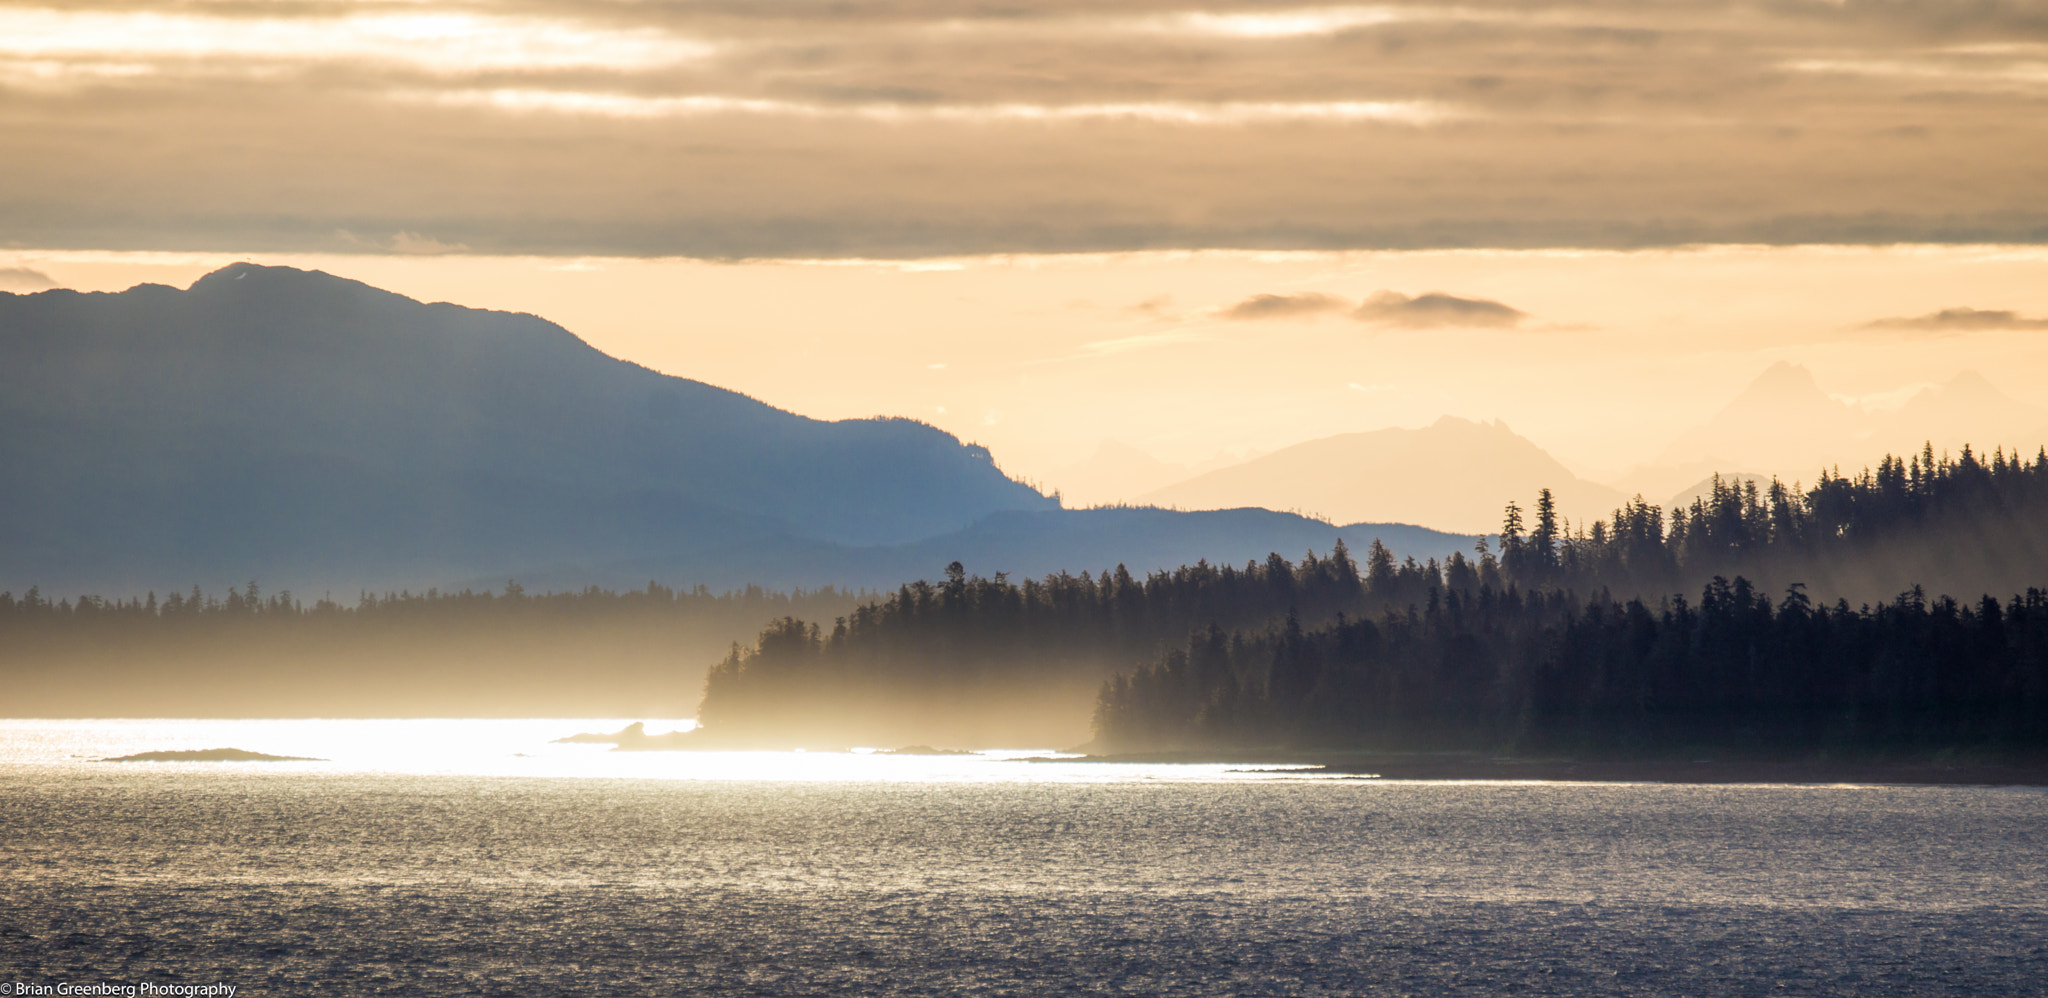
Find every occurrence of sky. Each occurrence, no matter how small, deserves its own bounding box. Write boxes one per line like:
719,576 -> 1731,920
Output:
5,0 -> 2048,505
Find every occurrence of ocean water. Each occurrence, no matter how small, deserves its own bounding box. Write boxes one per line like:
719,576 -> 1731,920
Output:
3,720 -> 2045,996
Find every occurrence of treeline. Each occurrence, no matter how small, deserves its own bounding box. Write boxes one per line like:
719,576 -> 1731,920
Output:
1491,444 -> 2048,599
2,581 -> 861,718
1095,579 -> 2048,754
695,443 -> 2048,749
0,579 -> 858,627
1097,440 -> 2048,754
693,550 -> 1415,746
1089,444 -> 2048,754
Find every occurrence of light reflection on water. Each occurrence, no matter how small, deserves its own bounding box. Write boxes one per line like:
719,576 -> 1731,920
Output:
7,720 -> 2048,993
0,718 -> 1332,783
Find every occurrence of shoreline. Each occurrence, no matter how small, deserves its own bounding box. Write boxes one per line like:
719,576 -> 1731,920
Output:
554,723 -> 2048,784
1060,751 -> 2048,786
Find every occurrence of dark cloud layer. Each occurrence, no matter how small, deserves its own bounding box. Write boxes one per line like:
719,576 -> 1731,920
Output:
1353,290 -> 1526,328
1864,307 -> 2048,333
6,1 -> 2048,256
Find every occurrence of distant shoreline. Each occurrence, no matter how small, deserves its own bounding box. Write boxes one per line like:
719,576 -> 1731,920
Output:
1056,752 -> 2048,786
98,747 -> 324,763
556,723 -> 2048,784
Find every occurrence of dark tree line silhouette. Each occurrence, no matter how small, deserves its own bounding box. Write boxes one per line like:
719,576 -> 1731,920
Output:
0,580 -> 855,628
1094,580 -> 2048,754
695,444 -> 2048,751
1093,444 -> 2048,754
692,548 -> 1411,745
1491,443 -> 2048,598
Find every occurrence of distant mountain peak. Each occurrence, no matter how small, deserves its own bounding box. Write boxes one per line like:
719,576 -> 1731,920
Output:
1653,361 -> 2047,484
1939,370 -> 2001,396
1738,361 -> 1827,402
190,262 -> 360,292
1422,414 -> 1518,436
194,260 -> 265,282
1900,369 -> 2027,410
1140,417 -> 1620,533
1049,439 -> 1191,508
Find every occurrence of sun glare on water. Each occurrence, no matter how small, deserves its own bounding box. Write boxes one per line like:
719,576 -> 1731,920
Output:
0,719 -> 1334,784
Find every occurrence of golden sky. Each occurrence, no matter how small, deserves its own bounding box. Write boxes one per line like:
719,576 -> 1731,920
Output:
5,1 -> 2048,512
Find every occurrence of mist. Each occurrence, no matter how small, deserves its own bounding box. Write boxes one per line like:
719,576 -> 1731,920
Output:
0,583 -> 858,719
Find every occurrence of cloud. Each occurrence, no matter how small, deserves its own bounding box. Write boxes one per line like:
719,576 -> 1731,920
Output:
408,89 -> 1455,126
1077,329 -> 1207,356
389,231 -> 470,255
341,229 -> 467,255
1137,8 -> 1413,39
0,266 -> 57,291
1351,290 -> 1526,328
12,0 -> 2048,256
1862,307 -> 2048,333
0,8 -> 710,78
1221,292 -> 1349,320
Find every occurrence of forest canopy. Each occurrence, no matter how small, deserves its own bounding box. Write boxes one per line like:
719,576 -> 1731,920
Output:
691,444 -> 2048,751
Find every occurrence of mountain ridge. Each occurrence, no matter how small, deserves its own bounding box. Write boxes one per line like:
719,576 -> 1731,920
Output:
0,264 -> 1055,592
1650,362 -> 2044,480
2,265 -> 1481,596
1140,416 -> 1625,534
490,505 -> 1481,594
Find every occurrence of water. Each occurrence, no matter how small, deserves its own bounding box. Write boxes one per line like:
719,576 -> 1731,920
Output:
4,720 -> 2046,995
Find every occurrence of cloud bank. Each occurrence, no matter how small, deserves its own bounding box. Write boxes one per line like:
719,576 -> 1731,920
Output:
1353,291 -> 1525,328
1864,307 -> 2048,333
1222,292 -> 1349,320
1222,289 -> 1528,327
6,1 -> 2048,256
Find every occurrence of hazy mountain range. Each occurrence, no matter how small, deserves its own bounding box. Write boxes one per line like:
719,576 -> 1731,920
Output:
1627,361 -> 2047,496
1,265 -> 1474,595
1053,363 -> 2046,534
12,265 -> 2030,597
1138,416 -> 1626,535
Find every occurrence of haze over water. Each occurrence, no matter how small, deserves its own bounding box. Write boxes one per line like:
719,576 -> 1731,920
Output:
4,720 -> 2045,995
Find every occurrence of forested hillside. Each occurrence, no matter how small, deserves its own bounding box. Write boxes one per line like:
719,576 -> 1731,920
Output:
692,444 -> 2048,750
692,545 -> 1405,747
1495,443 -> 2048,603
1096,443 -> 2048,754
1095,580 -> 2048,754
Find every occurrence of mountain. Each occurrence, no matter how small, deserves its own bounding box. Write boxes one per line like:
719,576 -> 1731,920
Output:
1646,363 -> 2045,488
1,265 -> 1478,596
1652,361 -> 1863,476
1046,440 -> 1191,508
1139,416 -> 1625,534
501,506 -> 1482,593
0,264 -> 1055,593
1875,370 -> 2046,462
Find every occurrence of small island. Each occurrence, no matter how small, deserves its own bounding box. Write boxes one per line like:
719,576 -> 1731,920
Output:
552,721 -> 705,751
99,748 -> 324,762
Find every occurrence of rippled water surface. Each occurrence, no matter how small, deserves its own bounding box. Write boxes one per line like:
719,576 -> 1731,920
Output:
3,720 -> 2046,995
